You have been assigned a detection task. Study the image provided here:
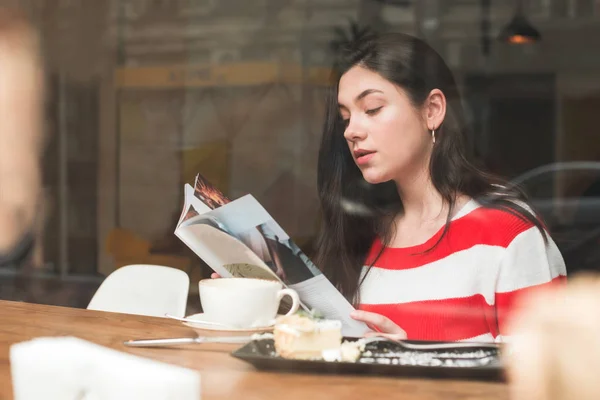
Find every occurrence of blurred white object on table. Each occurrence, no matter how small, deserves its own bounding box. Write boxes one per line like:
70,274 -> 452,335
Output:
10,336 -> 200,400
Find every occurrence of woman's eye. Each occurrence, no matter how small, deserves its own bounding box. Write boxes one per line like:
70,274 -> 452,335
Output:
365,106 -> 383,115
342,119 -> 350,127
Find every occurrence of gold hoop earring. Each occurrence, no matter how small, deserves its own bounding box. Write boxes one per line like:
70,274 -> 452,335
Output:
431,129 -> 436,144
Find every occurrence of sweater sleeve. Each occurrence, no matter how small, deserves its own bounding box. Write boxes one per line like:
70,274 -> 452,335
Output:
494,226 -> 567,335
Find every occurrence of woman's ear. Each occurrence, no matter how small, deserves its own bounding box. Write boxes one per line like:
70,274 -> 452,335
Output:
424,89 -> 447,131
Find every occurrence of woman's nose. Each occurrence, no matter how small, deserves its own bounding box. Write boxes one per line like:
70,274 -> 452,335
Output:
343,118 -> 367,142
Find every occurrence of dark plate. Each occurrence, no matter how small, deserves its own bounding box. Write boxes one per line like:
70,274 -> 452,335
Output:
231,338 -> 505,381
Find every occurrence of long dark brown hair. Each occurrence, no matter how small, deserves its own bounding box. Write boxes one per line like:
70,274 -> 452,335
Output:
314,32 -> 545,304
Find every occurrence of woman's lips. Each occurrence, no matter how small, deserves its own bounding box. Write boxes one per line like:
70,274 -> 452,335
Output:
355,151 -> 375,166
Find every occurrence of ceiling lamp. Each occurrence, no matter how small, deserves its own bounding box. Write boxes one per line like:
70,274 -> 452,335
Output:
498,0 -> 541,44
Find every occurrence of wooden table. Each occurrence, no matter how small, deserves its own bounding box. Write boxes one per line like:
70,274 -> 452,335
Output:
0,300 -> 509,399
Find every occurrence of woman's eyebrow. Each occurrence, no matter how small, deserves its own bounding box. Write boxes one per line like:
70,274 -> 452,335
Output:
339,88 -> 384,109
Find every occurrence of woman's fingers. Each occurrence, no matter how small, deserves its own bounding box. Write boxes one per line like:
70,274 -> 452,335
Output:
350,310 -> 407,337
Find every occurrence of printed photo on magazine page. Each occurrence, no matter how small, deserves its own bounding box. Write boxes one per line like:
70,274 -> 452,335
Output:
194,173 -> 230,209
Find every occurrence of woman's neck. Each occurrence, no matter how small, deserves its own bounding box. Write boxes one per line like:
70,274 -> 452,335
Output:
395,168 -> 446,222
388,170 -> 467,248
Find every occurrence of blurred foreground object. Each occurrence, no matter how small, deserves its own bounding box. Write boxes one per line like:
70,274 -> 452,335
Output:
506,274 -> 600,400
11,336 -> 201,399
0,7 -> 44,266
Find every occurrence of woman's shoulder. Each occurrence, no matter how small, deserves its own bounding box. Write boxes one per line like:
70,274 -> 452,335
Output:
453,199 -> 541,248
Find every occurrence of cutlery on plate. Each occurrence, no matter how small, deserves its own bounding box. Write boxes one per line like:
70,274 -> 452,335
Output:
363,336 -> 501,351
164,313 -> 236,328
123,336 -> 253,348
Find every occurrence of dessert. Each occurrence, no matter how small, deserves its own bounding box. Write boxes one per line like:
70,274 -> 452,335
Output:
340,339 -> 366,362
273,313 -> 343,360
321,339 -> 366,362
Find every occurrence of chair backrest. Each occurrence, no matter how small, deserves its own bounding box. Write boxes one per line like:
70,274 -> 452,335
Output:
87,264 -> 190,318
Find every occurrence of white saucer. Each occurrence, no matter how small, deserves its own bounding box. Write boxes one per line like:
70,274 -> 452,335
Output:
182,313 -> 278,337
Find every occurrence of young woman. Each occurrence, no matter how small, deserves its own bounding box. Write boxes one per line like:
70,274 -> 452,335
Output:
314,32 -> 566,342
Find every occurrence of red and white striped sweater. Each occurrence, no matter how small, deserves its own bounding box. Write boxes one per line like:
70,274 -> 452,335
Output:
358,200 -> 567,342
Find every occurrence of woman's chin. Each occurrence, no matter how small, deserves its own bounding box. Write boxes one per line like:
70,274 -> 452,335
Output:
361,171 -> 389,185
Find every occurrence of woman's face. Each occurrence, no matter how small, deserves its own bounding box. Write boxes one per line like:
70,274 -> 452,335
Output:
338,65 -> 433,185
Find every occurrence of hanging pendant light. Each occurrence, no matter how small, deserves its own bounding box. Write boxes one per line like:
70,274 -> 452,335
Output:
498,0 -> 541,44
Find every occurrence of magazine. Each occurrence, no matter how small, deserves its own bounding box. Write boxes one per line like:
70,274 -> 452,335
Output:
174,174 -> 370,337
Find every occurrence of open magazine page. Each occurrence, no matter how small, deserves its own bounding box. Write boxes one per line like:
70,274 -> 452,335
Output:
176,180 -> 282,281
175,214 -> 281,282
177,184 -> 211,227
180,194 -> 370,337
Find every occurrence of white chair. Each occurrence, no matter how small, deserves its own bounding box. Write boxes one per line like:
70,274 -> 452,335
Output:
87,264 -> 190,318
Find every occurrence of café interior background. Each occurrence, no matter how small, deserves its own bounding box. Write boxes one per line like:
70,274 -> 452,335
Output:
2,0 -> 600,311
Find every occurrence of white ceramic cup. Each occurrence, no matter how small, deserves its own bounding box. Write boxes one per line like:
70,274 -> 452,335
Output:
198,278 -> 300,328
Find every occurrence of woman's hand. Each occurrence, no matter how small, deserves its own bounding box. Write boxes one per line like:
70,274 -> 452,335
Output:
350,310 -> 407,339
210,273 -> 221,279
